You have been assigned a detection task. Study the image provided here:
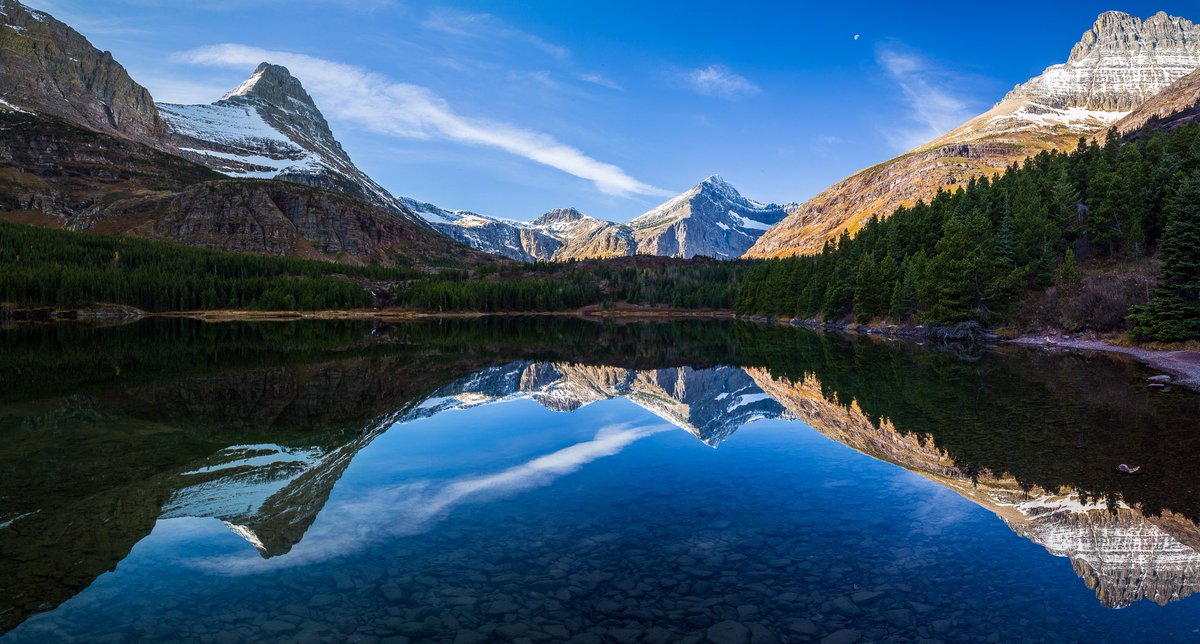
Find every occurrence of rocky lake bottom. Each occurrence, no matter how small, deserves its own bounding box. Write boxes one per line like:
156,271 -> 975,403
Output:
2,318 -> 1200,643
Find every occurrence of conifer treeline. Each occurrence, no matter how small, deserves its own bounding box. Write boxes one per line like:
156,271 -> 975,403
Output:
734,122 -> 1200,340
392,260 -> 741,312
0,223 -> 423,311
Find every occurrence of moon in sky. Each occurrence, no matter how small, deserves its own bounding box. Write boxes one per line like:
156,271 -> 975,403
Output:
853,34 -> 860,40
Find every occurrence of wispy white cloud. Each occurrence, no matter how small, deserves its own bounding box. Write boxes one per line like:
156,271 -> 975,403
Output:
174,44 -> 667,198
421,9 -> 569,59
684,65 -> 761,99
876,47 -> 974,150
580,73 -> 622,90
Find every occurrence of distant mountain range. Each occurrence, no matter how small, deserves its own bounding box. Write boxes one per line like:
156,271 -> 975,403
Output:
412,175 -> 795,261
747,10 -> 1200,258
3,0 -> 1200,267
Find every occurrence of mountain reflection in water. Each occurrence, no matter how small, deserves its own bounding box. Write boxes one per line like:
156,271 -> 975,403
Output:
2,318 -> 1200,639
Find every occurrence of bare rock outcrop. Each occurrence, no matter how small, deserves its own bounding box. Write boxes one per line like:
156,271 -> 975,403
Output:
0,0 -> 171,151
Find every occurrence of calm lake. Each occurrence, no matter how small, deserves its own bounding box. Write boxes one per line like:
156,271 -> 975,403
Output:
3,318 -> 1200,643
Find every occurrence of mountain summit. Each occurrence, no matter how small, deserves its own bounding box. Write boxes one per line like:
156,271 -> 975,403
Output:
222,62 -> 318,106
158,63 -> 421,222
626,175 -> 793,258
747,10 -> 1200,258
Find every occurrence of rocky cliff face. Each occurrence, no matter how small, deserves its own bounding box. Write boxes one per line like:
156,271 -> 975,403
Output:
1116,68 -> 1200,132
0,108 -> 482,266
418,177 -> 790,261
76,179 -> 482,266
0,0 -> 170,151
0,4 -> 484,267
159,63 -> 423,223
0,108 -> 220,229
1021,11 -> 1200,111
746,10 -> 1200,258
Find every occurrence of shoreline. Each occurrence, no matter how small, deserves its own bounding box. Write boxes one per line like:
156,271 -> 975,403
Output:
156,305 -> 738,323
1007,335 -> 1200,392
7,305 -> 1200,391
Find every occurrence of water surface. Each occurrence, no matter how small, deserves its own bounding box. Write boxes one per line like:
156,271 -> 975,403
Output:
3,318 -> 1200,642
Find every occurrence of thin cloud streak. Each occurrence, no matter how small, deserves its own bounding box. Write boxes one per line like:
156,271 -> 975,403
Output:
876,47 -> 974,150
421,9 -> 569,59
685,65 -> 761,99
174,44 -> 667,198
581,73 -> 622,90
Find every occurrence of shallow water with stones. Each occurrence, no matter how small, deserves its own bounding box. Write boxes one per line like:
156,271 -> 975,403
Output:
3,318 -> 1200,643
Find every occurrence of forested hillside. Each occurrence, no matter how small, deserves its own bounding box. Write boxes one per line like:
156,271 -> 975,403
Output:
0,223 -> 423,312
735,119 -> 1200,341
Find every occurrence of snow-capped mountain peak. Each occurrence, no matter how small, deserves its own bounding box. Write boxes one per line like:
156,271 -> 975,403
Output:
627,176 -> 794,258
158,62 -> 423,223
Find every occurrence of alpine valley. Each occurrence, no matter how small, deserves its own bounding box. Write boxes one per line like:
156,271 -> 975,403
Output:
7,4 -> 1200,644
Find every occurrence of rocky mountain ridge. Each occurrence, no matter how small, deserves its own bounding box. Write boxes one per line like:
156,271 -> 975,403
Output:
746,10 -> 1200,258
0,108 -> 481,266
419,175 -> 795,261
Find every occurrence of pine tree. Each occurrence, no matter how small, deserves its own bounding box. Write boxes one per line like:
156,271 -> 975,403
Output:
1130,172 -> 1200,340
1060,247 -> 1082,286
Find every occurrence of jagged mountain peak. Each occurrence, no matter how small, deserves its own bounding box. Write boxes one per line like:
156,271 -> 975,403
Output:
695,174 -> 746,201
533,207 -> 588,226
1004,9 -> 1200,112
158,63 -> 428,222
1070,11 -> 1197,64
221,62 -> 318,112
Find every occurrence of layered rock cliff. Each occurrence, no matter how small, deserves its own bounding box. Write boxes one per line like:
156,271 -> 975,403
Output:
0,0 -> 170,151
0,108 -> 481,266
1116,68 -> 1200,133
747,10 -> 1200,258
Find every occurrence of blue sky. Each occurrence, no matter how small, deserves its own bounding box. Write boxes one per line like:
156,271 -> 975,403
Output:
21,1 -> 1200,221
